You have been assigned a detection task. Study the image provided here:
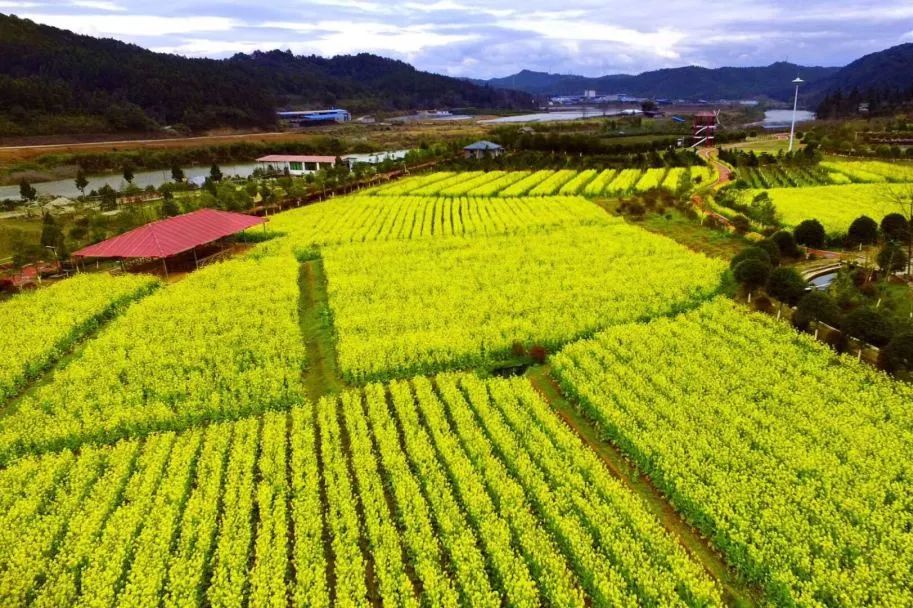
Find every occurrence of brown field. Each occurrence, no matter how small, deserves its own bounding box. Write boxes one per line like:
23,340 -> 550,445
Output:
0,120 -> 490,168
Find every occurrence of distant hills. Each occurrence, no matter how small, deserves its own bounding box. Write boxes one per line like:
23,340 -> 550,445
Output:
476,63 -> 841,101
2,10 -> 912,137
0,14 -> 531,136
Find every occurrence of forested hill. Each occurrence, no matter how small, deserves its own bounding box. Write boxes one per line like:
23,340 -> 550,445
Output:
479,63 -> 840,100
811,44 -> 913,117
0,14 -> 532,137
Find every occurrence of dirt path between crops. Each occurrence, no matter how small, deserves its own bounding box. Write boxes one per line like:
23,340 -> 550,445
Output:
0,283 -> 160,419
525,364 -> 761,608
298,260 -> 346,403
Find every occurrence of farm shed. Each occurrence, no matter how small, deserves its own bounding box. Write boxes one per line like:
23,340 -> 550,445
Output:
256,155 -> 338,176
72,208 -> 265,277
463,140 -> 504,159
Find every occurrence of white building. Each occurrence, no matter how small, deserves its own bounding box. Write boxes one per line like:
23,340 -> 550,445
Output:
583,89 -> 597,98
255,155 -> 338,176
342,150 -> 411,168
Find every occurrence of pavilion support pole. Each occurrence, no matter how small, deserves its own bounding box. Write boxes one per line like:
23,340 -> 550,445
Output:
192,247 -> 199,270
161,258 -> 169,279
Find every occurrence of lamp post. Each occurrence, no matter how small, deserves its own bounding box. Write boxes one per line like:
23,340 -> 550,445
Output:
788,76 -> 804,152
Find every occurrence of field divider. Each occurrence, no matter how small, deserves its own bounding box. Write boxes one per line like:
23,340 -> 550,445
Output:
1,278 -> 160,415
524,364 -> 761,608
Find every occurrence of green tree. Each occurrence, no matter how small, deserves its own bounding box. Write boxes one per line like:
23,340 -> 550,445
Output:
733,258 -> 772,293
39,212 -> 62,248
842,307 -> 894,347
847,215 -> 878,246
730,246 -> 771,270
75,168 -> 89,196
171,165 -> 185,182
756,239 -> 781,266
794,291 -> 841,330
766,267 -> 806,305
876,243 -> 908,273
748,192 -> 778,226
880,213 -> 909,242
19,179 -> 37,202
210,164 -> 223,182
98,184 -> 118,211
770,230 -> 800,258
161,190 -> 180,217
882,332 -> 913,372
794,219 -> 826,249
122,163 -> 135,185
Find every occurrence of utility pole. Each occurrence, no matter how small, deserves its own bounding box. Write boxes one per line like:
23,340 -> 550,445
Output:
788,76 -> 804,152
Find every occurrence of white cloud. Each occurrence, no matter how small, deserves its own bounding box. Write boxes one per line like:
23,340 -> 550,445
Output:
0,1 -> 42,7
69,0 -> 125,10
17,13 -> 238,36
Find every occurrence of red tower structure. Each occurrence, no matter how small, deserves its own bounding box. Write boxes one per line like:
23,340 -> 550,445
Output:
691,112 -> 717,147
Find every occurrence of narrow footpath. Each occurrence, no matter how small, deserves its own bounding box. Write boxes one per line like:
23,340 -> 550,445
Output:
526,364 -> 761,608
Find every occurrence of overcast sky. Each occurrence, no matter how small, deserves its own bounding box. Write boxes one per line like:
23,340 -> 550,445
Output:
4,1 -> 913,78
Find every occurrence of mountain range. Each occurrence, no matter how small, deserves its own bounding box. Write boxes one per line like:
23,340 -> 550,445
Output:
2,10 -> 913,137
477,44 -> 913,106
476,63 -> 839,100
0,13 -> 531,136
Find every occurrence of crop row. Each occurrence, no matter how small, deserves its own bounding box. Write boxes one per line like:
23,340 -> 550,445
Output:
822,160 -> 913,183
370,171 -> 456,196
323,222 -> 725,381
0,375 -> 723,607
746,183 -> 902,232
365,168 -> 716,198
0,273 -> 158,403
267,194 -> 611,249
0,254 -> 305,464
552,298 -> 913,607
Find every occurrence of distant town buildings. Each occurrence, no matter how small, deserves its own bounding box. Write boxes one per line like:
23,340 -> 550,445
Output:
276,109 -> 351,126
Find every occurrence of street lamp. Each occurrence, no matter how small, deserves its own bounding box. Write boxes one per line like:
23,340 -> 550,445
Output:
788,76 -> 804,152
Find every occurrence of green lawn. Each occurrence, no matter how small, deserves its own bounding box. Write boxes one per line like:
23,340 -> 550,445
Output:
0,217 -> 43,260
722,138 -> 804,154
636,210 -> 748,260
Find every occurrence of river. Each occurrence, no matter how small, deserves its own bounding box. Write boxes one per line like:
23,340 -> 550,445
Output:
0,162 -> 259,200
762,109 -> 816,129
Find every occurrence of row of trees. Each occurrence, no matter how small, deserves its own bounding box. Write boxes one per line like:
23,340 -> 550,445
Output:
729,235 -> 913,372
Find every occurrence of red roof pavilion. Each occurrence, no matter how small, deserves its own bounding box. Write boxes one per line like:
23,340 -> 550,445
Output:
73,208 -> 266,260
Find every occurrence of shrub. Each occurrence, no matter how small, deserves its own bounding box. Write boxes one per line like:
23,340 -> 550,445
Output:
730,246 -> 771,270
847,215 -> 878,246
766,267 -> 806,305
880,213 -> 910,242
794,219 -> 826,249
882,332 -> 913,372
733,258 -> 772,291
842,307 -> 894,347
877,243 -> 908,272
771,230 -> 800,258
794,291 -> 841,330
529,345 -> 548,364
730,214 -> 751,234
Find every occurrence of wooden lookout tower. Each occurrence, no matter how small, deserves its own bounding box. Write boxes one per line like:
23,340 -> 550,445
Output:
691,111 -> 718,148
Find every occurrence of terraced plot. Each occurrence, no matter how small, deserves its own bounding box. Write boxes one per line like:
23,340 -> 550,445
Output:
0,375 -> 723,608
323,221 -> 725,381
553,298 -> 913,607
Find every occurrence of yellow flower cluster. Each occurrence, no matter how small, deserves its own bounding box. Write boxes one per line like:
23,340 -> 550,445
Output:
0,375 -> 723,607
322,222 -> 725,381
0,273 -> 158,402
553,298 -> 913,607
0,254 -> 305,464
